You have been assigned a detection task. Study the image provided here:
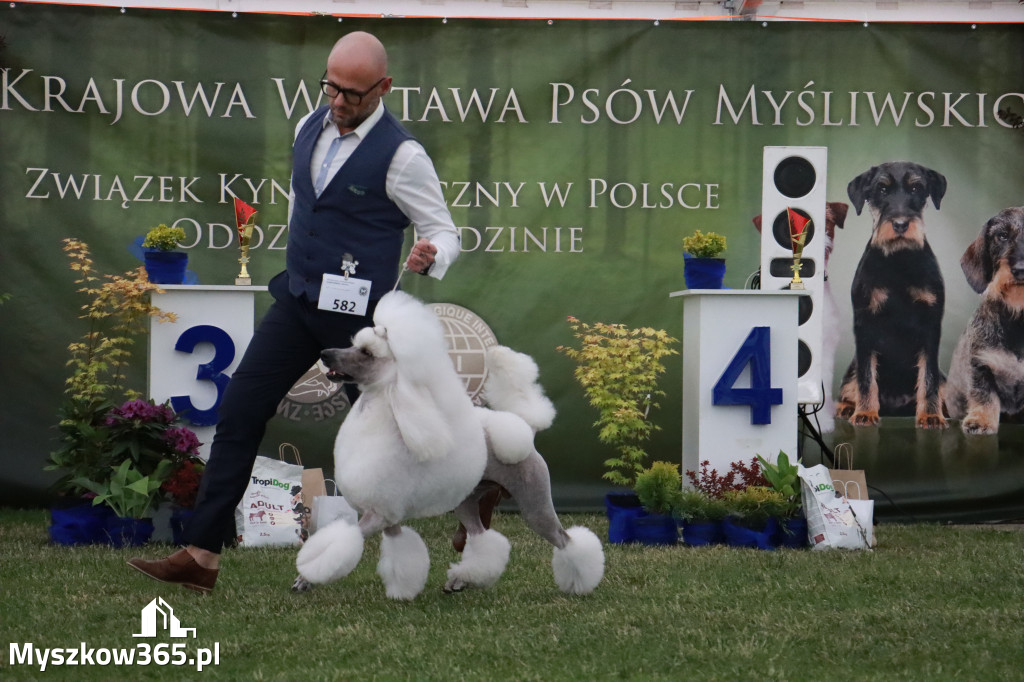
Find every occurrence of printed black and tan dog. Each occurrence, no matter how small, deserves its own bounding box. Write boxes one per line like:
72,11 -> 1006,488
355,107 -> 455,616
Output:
835,161 -> 948,429
945,207 -> 1024,435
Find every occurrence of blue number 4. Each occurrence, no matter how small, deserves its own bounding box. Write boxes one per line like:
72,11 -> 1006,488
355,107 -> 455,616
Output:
712,326 -> 783,425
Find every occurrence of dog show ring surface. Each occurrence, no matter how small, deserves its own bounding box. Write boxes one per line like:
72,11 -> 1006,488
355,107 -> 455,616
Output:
673,290 -> 800,478
148,284 -> 268,459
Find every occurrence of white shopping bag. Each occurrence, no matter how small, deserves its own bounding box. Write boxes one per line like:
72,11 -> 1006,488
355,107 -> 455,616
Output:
309,479 -> 358,534
798,464 -> 871,551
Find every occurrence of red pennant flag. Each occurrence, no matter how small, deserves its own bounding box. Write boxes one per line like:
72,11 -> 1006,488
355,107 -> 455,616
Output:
233,196 -> 257,232
233,197 -> 258,245
787,208 -> 811,244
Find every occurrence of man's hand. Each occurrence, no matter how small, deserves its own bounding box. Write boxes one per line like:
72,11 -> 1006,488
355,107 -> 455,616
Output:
405,237 -> 438,274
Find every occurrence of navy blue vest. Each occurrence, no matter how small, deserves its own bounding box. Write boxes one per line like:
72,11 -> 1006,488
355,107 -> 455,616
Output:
285,106 -> 415,300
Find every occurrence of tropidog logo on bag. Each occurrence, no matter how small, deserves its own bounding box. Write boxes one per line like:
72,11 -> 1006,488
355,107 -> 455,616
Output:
251,476 -> 291,490
429,302 -> 498,405
8,597 -> 220,672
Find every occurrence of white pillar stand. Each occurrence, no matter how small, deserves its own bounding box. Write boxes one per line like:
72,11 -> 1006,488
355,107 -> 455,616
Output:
149,284 -> 267,459
671,289 -> 800,480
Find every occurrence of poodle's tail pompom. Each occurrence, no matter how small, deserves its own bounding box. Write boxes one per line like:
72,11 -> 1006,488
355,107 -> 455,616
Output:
477,408 -> 535,465
296,519 -> 364,585
552,526 -> 605,595
445,529 -> 511,591
482,346 -> 556,432
377,527 -> 430,601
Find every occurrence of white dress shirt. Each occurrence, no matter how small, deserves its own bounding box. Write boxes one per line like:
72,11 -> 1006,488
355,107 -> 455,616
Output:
290,102 -> 459,280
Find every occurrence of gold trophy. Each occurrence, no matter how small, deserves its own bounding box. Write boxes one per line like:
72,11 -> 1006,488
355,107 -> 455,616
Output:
233,197 -> 257,286
787,207 -> 811,290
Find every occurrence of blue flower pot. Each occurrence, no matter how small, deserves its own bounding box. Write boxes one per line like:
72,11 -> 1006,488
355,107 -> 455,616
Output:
169,508 -> 194,546
773,516 -> 809,549
604,492 -> 643,544
105,516 -> 155,548
680,519 -> 725,546
143,250 -> 188,284
631,513 -> 679,545
683,255 -> 726,289
49,503 -> 115,546
722,516 -> 778,550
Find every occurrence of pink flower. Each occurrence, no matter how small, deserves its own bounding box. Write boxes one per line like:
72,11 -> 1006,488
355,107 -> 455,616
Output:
107,399 -> 175,424
164,426 -> 201,456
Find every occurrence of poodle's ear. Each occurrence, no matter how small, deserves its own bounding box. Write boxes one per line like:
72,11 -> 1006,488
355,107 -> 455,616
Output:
388,377 -> 455,462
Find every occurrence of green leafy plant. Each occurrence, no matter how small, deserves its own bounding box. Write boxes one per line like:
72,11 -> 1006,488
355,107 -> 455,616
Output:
557,318 -> 679,488
49,240 -> 183,496
141,223 -> 186,251
756,450 -> 802,518
634,461 -> 684,516
722,486 -> 789,530
60,238 -> 176,404
682,229 -> 727,258
72,459 -> 174,519
674,488 -> 729,523
47,397 -> 118,494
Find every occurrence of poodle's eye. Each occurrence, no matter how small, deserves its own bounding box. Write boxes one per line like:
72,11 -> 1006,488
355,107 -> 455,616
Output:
994,231 -> 1008,243
360,347 -> 374,357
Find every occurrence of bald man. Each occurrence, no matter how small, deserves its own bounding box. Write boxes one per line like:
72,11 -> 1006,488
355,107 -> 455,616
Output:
128,32 -> 460,593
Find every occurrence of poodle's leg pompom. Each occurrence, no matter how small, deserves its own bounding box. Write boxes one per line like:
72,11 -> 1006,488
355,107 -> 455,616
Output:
296,519 -> 364,585
377,527 -> 430,601
444,529 -> 511,593
552,526 -> 605,595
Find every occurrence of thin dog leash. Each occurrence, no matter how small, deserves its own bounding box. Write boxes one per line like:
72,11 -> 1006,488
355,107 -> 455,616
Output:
391,243 -> 433,292
391,263 -> 408,292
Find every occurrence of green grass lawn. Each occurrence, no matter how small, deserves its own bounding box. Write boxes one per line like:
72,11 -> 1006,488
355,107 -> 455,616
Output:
2,508 -> 1022,681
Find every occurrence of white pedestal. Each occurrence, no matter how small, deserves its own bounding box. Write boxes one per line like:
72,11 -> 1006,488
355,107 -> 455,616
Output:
149,284 -> 267,459
671,289 -> 800,481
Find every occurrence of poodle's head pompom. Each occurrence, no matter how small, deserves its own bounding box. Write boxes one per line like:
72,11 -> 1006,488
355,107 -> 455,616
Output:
372,291 -> 450,380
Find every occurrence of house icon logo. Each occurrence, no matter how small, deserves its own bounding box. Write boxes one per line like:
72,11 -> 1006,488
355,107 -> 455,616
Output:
133,597 -> 196,638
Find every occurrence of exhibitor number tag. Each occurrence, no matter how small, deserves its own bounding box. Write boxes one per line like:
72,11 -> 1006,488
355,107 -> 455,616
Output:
318,274 -> 371,316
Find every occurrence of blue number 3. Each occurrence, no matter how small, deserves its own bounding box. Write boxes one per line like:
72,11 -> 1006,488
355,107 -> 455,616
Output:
170,325 -> 235,427
712,326 -> 783,425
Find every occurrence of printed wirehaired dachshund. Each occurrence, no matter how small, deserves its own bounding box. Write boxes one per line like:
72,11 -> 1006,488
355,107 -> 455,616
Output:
945,207 -> 1024,435
835,161 -> 948,428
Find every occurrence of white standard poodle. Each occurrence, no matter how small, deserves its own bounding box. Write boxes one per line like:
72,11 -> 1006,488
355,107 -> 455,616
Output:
295,290 -> 605,600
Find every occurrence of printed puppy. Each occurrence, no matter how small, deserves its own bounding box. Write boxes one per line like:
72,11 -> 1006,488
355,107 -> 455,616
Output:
945,207 -> 1024,434
834,161 -> 948,428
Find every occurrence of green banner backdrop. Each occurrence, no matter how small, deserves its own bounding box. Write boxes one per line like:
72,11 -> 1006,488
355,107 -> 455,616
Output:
2,5 -> 1023,519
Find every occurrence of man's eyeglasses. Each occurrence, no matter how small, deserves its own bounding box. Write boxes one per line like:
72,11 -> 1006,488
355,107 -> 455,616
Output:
319,72 -> 386,105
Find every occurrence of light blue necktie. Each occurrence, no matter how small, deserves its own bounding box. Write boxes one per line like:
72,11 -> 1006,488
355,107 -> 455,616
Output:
313,136 -> 343,197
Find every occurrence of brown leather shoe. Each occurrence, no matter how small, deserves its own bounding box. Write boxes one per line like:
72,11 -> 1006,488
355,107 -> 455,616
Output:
127,549 -> 218,594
